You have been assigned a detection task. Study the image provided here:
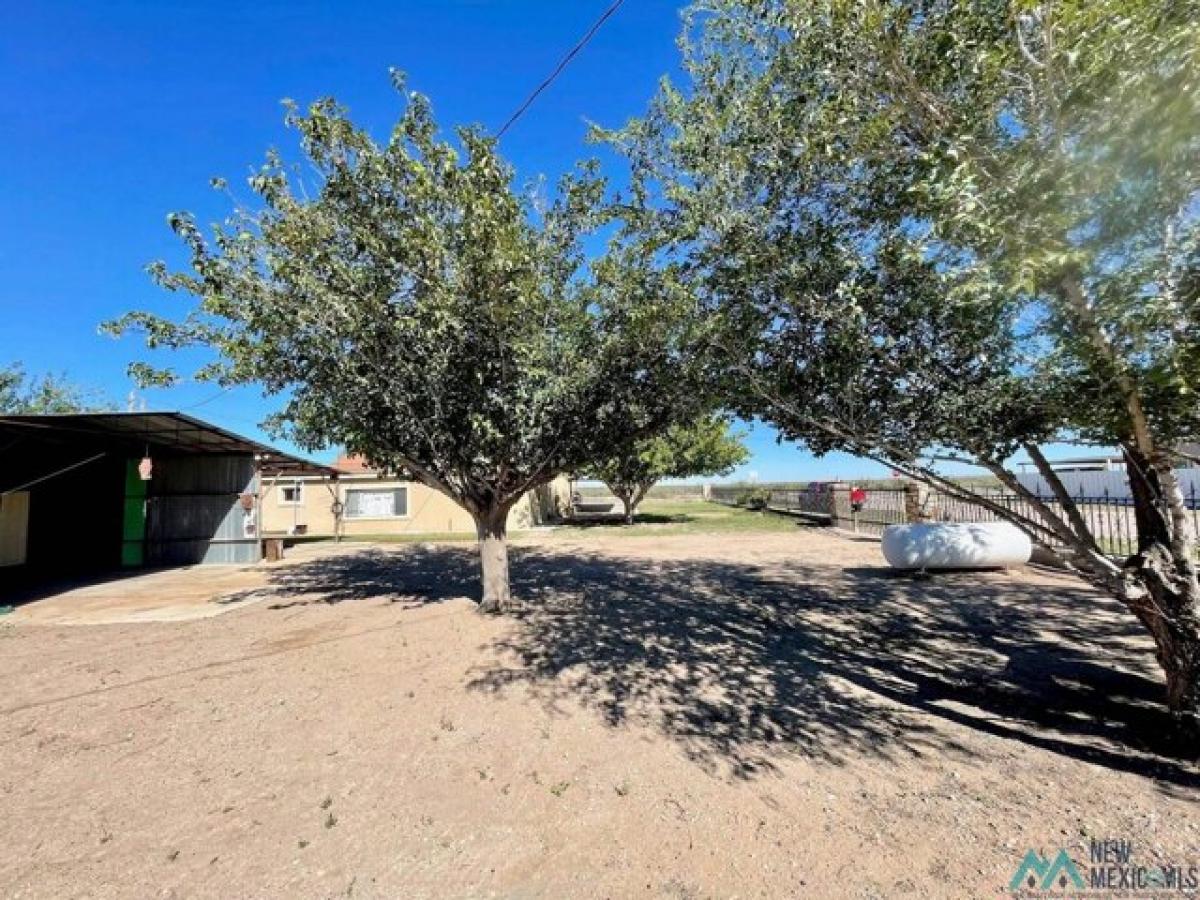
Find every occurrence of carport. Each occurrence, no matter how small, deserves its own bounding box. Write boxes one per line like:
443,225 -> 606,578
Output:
0,412 -> 334,592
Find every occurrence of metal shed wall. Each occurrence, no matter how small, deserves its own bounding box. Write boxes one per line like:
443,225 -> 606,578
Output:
145,455 -> 261,565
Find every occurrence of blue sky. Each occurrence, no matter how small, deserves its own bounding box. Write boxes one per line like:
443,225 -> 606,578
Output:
0,1 -> 1076,481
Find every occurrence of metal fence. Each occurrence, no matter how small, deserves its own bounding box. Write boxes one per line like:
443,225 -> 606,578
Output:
708,481 -> 1200,559
919,486 -> 1200,560
709,484 -> 910,536
708,485 -> 757,506
737,487 -> 835,517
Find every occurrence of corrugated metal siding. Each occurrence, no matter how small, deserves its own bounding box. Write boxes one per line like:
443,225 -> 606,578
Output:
145,455 -> 260,565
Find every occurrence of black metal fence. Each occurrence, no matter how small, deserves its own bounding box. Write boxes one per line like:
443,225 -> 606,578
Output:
920,485 -> 1200,560
709,481 -> 1200,559
849,489 -> 908,536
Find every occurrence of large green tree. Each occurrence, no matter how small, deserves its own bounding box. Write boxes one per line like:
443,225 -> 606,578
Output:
106,76 -> 700,612
619,0 -> 1200,729
585,414 -> 749,523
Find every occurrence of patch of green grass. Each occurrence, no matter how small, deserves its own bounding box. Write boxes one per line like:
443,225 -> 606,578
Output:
284,500 -> 804,550
553,499 -> 804,538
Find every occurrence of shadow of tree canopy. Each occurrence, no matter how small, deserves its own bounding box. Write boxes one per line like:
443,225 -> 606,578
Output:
266,543 -> 1199,790
264,545 -> 482,608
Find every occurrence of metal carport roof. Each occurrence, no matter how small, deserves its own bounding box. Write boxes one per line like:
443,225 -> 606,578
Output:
0,412 -> 337,478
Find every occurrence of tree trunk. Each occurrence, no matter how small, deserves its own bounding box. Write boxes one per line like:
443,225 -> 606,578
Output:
475,506 -> 513,614
1125,546 -> 1200,735
1165,651 -> 1200,731
630,481 -> 655,523
1122,445 -> 1200,734
605,483 -> 635,525
621,496 -> 634,526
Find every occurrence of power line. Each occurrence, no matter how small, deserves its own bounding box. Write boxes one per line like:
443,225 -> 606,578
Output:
495,0 -> 626,139
179,385 -> 235,412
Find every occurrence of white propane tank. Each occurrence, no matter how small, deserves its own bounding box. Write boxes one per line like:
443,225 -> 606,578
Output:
881,522 -> 1032,570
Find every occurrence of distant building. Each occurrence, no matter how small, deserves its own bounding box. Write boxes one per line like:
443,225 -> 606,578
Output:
1016,445 -> 1200,474
1014,445 -> 1200,500
1178,444 -> 1200,468
1015,454 -> 1125,474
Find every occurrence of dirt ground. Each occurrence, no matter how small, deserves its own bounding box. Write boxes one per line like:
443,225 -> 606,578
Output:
2,526 -> 1198,899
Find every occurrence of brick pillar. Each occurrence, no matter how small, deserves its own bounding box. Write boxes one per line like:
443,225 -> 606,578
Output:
828,481 -> 851,529
903,481 -> 927,523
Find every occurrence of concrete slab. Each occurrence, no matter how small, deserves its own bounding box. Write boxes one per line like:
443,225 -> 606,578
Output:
6,563 -> 273,625
2,541 -> 404,626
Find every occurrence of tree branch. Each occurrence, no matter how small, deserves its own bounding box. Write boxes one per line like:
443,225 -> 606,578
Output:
1022,442 -> 1102,554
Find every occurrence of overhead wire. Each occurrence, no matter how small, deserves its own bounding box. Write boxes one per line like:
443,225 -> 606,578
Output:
495,0 -> 626,139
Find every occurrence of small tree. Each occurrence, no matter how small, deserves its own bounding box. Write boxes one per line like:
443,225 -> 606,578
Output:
621,1 -> 1200,729
105,76 -> 699,612
586,414 -> 748,523
0,362 -> 107,413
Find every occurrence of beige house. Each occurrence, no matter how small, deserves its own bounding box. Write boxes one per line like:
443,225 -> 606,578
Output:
261,455 -> 570,538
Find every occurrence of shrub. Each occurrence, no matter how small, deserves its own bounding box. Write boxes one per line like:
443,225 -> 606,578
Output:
737,488 -> 770,510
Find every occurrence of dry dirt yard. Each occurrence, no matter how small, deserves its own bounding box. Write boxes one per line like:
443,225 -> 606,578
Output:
1,526 -> 1198,899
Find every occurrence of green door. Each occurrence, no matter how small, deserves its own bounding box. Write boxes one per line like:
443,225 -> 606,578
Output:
121,459 -> 147,566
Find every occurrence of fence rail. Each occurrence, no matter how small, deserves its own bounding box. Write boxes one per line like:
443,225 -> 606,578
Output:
708,481 -> 1200,559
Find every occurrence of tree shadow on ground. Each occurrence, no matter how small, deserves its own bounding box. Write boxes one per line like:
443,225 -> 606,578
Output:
264,546 -> 482,608
265,543 -> 1199,790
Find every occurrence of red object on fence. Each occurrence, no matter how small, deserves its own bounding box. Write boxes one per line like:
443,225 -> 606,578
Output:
849,487 -> 867,505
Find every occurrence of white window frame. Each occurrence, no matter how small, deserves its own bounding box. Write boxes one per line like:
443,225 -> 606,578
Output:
277,480 -> 304,507
343,486 -> 409,520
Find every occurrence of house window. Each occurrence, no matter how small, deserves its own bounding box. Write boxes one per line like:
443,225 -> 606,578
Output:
278,481 -> 304,506
344,487 -> 408,519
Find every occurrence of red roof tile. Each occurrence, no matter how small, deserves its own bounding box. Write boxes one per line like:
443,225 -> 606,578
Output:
333,453 -> 379,475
